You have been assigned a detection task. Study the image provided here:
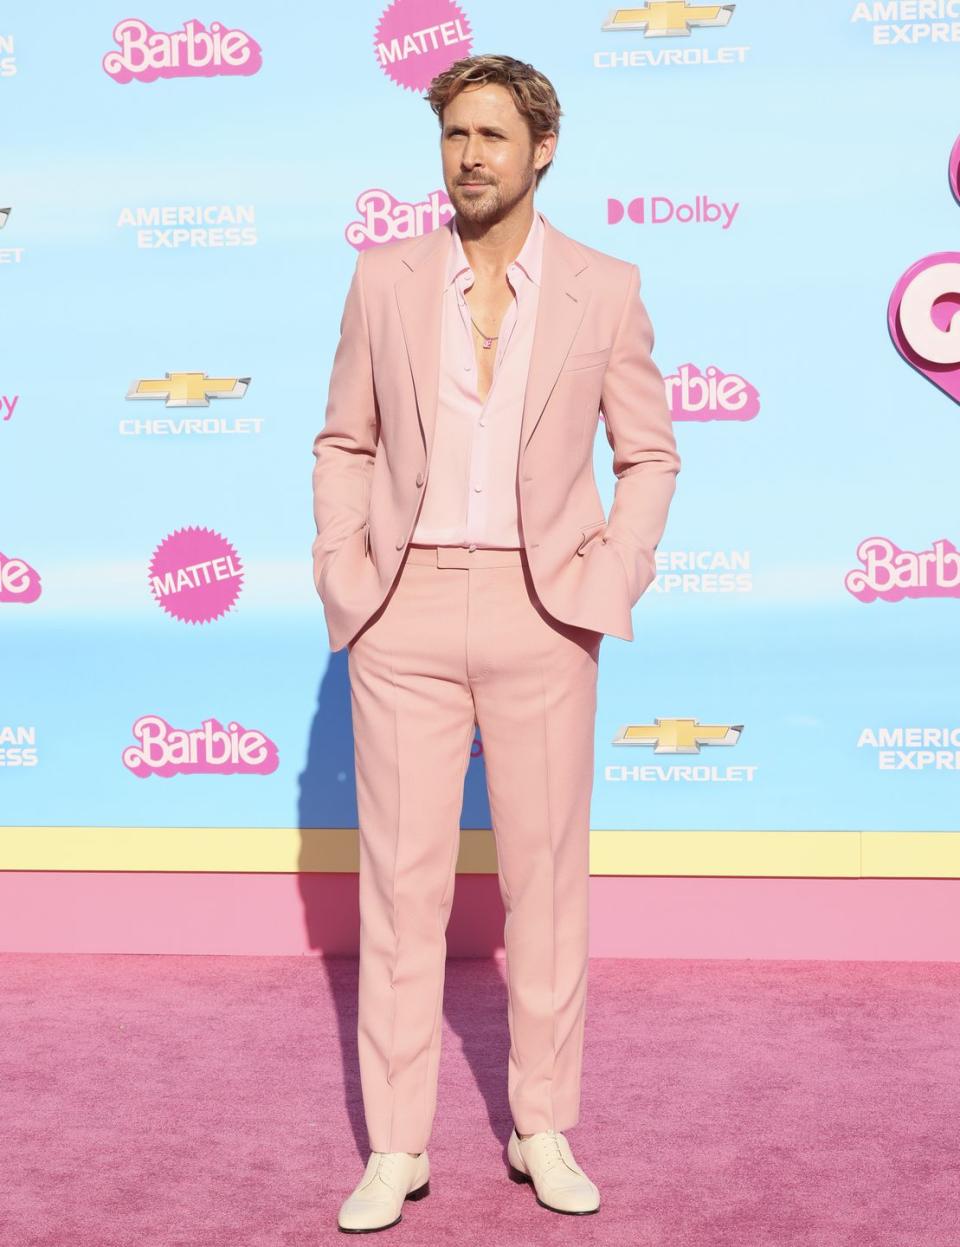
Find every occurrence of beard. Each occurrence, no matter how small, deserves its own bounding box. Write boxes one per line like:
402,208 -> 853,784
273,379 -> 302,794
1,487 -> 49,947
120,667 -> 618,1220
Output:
449,161 -> 536,226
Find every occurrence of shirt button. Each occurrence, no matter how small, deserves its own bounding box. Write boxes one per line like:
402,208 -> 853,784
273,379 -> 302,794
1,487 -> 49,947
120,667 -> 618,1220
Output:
473,485 -> 482,492
468,543 -> 477,552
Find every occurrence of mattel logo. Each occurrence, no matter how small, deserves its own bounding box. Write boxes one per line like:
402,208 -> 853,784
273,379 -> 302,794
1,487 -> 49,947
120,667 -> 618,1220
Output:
374,0 -> 472,92
608,195 -> 739,229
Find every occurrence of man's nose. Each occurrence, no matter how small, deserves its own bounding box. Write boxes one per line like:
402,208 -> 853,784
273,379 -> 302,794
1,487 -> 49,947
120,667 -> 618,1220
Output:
460,134 -> 483,167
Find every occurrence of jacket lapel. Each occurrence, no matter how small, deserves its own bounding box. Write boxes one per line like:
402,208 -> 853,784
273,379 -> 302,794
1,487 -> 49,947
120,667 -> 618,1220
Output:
395,222 -> 449,456
393,210 -> 589,458
519,213 -> 589,454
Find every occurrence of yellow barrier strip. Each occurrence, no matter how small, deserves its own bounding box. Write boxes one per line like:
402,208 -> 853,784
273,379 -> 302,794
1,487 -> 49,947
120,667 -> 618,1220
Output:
0,828 -> 957,877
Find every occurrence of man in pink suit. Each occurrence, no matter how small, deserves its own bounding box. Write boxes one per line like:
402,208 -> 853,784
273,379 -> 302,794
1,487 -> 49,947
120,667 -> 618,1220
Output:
312,54 -> 681,1233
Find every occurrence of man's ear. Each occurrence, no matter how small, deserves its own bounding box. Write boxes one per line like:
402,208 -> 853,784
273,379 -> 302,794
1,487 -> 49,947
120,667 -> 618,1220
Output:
534,132 -> 557,175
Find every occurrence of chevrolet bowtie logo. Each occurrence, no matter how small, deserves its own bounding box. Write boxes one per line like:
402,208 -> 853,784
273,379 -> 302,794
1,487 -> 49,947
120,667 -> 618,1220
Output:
601,2 -> 735,36
126,372 -> 251,407
613,718 -> 743,753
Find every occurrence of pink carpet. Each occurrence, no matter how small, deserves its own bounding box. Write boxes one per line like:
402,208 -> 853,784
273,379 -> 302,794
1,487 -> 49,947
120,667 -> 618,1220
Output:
3,953 -> 958,1245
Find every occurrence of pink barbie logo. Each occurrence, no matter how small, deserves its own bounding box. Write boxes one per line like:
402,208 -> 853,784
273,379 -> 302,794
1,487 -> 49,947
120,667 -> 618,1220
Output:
102,18 -> 262,84
346,188 -> 453,250
666,364 -> 760,421
149,526 -> 243,623
887,134 -> 960,404
374,0 -> 471,91
0,551 -> 41,603
122,714 -> 279,777
845,536 -> 960,602
608,195 -> 739,230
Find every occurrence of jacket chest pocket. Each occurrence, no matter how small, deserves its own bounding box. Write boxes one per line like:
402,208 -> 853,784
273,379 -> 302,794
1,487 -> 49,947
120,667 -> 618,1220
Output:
562,346 -> 612,373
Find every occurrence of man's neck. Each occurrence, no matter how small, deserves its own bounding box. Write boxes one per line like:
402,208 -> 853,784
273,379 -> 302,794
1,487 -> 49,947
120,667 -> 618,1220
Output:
455,203 -> 536,281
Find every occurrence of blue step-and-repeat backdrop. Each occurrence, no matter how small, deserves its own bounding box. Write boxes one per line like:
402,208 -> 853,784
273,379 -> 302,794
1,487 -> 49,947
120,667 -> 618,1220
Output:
2,2 -> 959,844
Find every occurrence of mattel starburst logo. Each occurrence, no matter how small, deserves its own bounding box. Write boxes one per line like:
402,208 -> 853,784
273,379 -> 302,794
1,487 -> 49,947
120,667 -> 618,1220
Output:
374,0 -> 471,91
148,526 -> 244,623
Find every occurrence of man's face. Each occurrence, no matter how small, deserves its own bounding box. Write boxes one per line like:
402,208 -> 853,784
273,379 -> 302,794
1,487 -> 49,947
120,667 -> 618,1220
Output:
440,83 -> 554,226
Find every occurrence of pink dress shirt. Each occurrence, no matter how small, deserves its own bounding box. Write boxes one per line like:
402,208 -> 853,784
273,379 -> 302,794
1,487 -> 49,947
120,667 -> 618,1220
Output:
410,209 -> 545,550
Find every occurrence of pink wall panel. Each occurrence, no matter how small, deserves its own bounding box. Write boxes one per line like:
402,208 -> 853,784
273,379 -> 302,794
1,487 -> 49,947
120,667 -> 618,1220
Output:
0,872 -> 957,960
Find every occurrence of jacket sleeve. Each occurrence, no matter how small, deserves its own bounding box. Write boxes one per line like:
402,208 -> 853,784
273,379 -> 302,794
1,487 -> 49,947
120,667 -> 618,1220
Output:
311,248 -> 380,591
599,262 -> 681,602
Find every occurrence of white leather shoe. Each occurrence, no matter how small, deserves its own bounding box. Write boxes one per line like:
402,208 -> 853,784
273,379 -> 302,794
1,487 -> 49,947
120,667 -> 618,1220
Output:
337,1150 -> 430,1233
507,1126 -> 600,1214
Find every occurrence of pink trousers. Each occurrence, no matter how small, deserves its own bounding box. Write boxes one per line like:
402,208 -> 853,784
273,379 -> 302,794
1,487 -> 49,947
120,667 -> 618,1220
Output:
346,542 -> 602,1153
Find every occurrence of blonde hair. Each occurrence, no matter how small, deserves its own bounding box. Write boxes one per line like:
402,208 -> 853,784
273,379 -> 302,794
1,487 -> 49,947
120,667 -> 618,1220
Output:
426,54 -> 562,187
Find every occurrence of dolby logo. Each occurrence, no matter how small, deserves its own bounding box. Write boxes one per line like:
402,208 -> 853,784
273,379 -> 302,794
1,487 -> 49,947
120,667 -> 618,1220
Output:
607,195 -> 739,229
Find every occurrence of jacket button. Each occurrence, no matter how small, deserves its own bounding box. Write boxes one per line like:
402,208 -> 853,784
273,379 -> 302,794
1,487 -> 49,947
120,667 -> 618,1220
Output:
416,472 -> 424,486
396,537 -> 405,549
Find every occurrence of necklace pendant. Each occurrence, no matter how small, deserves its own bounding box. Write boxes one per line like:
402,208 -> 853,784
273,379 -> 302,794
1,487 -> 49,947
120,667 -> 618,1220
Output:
482,336 -> 493,349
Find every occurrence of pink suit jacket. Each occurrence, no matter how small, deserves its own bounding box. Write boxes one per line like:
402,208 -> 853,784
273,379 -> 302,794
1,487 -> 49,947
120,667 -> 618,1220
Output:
312,211 -> 681,652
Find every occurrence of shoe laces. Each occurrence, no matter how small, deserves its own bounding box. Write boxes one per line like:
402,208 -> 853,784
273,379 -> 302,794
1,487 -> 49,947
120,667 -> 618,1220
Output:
526,1129 -> 565,1172
375,1152 -> 400,1186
